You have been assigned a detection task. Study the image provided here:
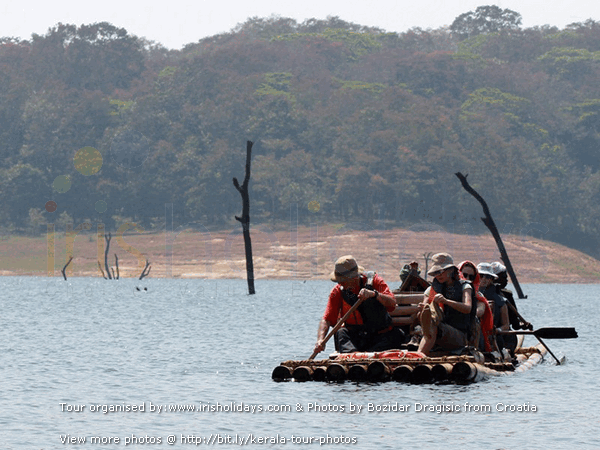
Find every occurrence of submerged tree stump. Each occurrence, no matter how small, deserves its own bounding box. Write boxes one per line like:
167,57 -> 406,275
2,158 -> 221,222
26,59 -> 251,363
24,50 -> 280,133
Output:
61,256 -> 73,280
233,140 -> 256,295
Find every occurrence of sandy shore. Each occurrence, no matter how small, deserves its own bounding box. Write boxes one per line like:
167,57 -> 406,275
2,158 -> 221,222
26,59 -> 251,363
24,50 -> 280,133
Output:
1,225 -> 599,283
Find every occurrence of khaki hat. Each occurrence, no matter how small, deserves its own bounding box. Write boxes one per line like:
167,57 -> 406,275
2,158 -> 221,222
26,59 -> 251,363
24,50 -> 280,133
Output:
477,262 -> 498,279
330,255 -> 365,282
427,253 -> 456,276
491,261 -> 507,275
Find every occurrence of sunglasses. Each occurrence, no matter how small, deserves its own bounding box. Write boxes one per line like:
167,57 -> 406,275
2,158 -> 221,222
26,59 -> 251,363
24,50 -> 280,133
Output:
430,269 -> 445,277
481,274 -> 495,280
462,272 -> 475,281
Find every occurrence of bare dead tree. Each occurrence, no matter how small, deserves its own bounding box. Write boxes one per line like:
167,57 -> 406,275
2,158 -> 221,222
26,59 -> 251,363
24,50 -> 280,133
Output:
98,261 -> 107,279
98,231 -> 139,281
455,172 -> 526,299
233,140 -> 255,295
61,256 -> 73,280
422,252 -> 433,281
114,254 -> 120,279
139,259 -> 151,280
104,232 -> 113,280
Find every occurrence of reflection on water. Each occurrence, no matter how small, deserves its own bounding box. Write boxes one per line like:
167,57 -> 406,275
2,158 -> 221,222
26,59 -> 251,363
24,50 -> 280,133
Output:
0,277 -> 597,449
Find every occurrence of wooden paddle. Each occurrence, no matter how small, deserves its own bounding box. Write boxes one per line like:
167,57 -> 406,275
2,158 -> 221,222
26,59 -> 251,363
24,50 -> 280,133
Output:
498,327 -> 578,339
501,301 -> 575,365
309,295 -> 367,360
498,327 -> 577,365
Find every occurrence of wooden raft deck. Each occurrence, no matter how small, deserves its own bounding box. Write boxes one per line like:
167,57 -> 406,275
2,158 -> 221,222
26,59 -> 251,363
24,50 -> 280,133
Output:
272,345 -> 546,384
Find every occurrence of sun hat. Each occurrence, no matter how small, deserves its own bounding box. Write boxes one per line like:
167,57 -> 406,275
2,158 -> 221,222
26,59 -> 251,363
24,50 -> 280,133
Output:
476,262 -> 498,278
491,261 -> 507,275
330,255 -> 365,282
427,253 -> 456,276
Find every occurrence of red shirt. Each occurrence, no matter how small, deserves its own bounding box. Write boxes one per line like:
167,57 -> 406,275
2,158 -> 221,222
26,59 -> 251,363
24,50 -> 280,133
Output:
322,273 -> 394,326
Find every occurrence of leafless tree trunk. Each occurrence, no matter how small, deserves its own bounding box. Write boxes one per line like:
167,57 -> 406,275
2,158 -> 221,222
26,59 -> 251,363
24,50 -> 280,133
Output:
139,259 -> 151,280
233,141 -> 255,295
104,232 -> 113,279
455,172 -> 526,299
98,261 -> 107,279
61,256 -> 73,280
114,254 -> 120,279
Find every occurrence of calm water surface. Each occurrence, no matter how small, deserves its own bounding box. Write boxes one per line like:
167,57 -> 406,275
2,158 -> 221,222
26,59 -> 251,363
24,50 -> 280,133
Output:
0,277 -> 597,449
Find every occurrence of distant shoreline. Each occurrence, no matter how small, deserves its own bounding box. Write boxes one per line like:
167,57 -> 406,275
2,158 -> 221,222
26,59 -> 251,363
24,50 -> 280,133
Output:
1,226 -> 599,283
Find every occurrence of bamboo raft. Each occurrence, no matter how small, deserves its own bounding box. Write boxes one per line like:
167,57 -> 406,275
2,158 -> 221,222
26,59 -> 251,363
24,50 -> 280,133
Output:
272,344 -> 547,383
273,270 -> 568,383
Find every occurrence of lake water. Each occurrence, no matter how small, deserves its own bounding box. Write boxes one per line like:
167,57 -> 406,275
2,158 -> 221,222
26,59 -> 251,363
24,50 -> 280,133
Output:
0,277 -> 597,449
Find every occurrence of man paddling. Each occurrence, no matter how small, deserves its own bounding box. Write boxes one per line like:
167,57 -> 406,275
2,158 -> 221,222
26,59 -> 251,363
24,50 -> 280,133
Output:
313,255 -> 403,354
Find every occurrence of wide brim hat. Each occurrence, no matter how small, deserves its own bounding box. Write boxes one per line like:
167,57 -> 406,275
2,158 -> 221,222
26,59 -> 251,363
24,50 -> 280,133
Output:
427,252 -> 456,276
476,262 -> 498,278
491,261 -> 507,275
330,255 -> 365,282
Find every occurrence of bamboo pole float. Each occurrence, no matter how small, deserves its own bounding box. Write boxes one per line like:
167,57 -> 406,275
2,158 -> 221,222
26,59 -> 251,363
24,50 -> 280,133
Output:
451,361 -> 478,382
271,365 -> 292,381
326,363 -> 348,382
514,345 -> 546,372
367,361 -> 391,381
292,366 -> 313,382
392,365 -> 413,382
431,363 -> 454,381
347,364 -> 368,381
412,364 -> 433,384
312,366 -> 327,381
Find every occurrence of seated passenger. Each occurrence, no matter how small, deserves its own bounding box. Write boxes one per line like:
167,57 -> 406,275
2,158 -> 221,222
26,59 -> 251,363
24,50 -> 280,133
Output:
458,261 -> 497,353
399,261 -> 421,283
477,262 -> 516,353
417,253 -> 475,356
491,262 -> 531,330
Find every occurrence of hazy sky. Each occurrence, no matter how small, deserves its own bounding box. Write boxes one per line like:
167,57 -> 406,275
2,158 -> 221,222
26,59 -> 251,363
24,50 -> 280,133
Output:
2,0 -> 599,49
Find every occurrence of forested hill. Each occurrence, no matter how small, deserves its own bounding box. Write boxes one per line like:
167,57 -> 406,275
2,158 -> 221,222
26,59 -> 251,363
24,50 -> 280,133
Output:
1,6 -> 600,258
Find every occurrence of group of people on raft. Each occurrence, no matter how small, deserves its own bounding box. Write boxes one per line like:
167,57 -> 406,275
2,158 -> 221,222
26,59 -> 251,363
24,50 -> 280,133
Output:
313,253 -> 530,358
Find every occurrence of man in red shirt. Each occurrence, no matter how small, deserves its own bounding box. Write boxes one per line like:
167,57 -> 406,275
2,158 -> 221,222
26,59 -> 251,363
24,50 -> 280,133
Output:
313,255 -> 403,354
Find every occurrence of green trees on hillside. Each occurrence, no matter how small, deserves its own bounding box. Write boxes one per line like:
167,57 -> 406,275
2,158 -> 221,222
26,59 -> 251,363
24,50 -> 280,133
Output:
1,11 -> 600,257
451,5 -> 522,40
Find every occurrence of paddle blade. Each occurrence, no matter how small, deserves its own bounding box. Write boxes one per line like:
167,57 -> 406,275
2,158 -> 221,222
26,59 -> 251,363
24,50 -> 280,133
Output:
534,327 -> 578,339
